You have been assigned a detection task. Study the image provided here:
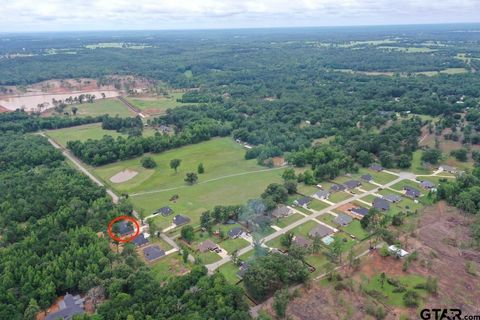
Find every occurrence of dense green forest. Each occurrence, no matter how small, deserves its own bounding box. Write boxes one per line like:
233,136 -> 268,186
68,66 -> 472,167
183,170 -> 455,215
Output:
0,133 -> 250,319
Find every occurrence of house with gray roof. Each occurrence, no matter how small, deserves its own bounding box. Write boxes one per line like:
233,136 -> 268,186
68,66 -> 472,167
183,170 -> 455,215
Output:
383,194 -> 402,203
308,224 -> 334,238
237,262 -> 249,278
361,174 -> 373,182
45,293 -> 84,320
334,213 -> 353,226
293,235 -> 312,248
373,197 -> 390,211
143,245 -> 165,262
270,205 -> 292,219
420,180 -> 435,189
117,221 -> 134,236
439,165 -> 457,174
173,214 -> 190,226
330,184 -> 346,192
404,186 -> 421,198
132,233 -> 149,247
313,190 -> 330,200
156,206 -> 173,216
228,227 -> 246,239
351,207 -> 369,217
198,239 -> 218,253
294,196 -> 312,208
344,180 -> 361,190
370,164 -> 383,172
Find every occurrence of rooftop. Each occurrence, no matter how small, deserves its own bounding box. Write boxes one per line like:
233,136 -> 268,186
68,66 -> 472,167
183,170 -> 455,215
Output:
373,197 -> 390,211
173,214 -> 190,226
308,224 -> 334,238
228,226 -> 245,238
131,233 -> 149,247
334,213 -> 353,226
198,239 -> 218,253
351,207 -> 369,216
45,293 -> 84,320
295,196 -> 312,206
143,245 -> 165,262
344,180 -> 361,189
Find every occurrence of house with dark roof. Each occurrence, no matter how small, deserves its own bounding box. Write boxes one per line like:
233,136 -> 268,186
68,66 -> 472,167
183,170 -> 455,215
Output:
383,194 -> 402,203
361,174 -> 373,182
45,293 -> 84,320
198,239 -> 218,253
293,235 -> 312,248
370,164 -> 383,172
143,245 -> 165,262
270,205 -> 292,219
373,197 -> 390,211
420,180 -> 435,189
237,262 -> 249,278
330,184 -> 346,192
116,221 -> 134,236
344,180 -> 361,190
351,207 -> 369,217
228,227 -> 245,239
334,213 -> 353,226
308,224 -> 334,238
156,206 -> 173,216
132,233 -> 149,247
294,196 -> 312,208
313,190 -> 330,200
173,214 -> 190,226
404,186 -> 421,198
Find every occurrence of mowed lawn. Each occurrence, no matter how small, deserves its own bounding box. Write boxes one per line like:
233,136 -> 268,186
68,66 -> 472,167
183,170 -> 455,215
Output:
93,138 -> 275,194
126,93 -> 193,115
65,98 -> 135,117
46,123 -> 126,147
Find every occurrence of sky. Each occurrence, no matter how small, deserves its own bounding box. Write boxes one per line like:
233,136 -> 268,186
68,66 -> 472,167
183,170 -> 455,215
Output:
0,0 -> 479,32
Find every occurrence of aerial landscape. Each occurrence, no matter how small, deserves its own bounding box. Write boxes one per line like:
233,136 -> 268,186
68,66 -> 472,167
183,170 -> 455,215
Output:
1,1 -> 480,320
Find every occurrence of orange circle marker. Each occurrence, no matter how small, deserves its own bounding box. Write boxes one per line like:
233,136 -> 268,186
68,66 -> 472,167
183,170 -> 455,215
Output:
107,215 -> 140,243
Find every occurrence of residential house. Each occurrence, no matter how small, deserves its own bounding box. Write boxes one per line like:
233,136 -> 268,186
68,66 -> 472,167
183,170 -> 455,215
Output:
173,214 -> 190,226
404,186 -> 421,198
361,174 -> 373,182
334,213 -> 353,226
351,207 -> 369,217
439,165 -> 457,174
292,235 -> 312,248
370,164 -> 383,172
237,262 -> 249,278
132,233 -> 149,247
420,180 -> 435,189
383,194 -> 402,203
45,293 -> 84,320
373,197 -> 390,211
156,206 -> 173,216
313,190 -> 330,200
344,180 -> 361,190
117,221 -> 134,236
270,205 -> 292,219
330,184 -> 346,192
308,224 -> 334,238
143,245 -> 165,262
198,239 -> 218,253
228,227 -> 246,239
294,196 -> 312,208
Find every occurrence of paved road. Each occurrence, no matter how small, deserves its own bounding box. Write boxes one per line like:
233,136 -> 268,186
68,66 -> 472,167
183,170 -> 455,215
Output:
206,171 -> 415,272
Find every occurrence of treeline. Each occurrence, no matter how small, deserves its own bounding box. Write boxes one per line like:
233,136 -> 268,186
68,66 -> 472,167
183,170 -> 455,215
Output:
0,132 -> 250,319
68,119 -> 232,166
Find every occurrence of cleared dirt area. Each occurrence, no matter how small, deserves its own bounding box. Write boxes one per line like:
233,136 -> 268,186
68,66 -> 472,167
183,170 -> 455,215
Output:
410,202 -> 480,314
109,169 -> 138,183
337,202 -> 357,214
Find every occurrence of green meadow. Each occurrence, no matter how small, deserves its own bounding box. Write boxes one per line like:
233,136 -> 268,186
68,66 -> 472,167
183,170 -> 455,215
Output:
46,123 -> 126,147
65,98 -> 135,117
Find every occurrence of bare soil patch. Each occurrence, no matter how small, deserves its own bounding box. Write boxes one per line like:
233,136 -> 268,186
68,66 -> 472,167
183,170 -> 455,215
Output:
337,202 -> 357,214
410,202 -> 480,314
109,169 -> 138,183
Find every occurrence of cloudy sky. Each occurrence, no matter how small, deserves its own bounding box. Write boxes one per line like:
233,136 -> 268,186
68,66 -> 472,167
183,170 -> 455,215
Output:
1,0 -> 479,32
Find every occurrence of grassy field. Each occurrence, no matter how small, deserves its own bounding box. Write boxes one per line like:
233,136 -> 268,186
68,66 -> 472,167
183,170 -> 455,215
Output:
275,213 -> 304,228
342,220 -> 369,240
309,199 -> 330,211
329,191 -> 352,203
359,168 -> 398,185
218,262 -> 240,284
126,93 -> 192,115
407,150 -> 434,174
46,123 -> 126,147
63,98 -> 135,117
93,138 -> 283,226
221,238 -> 250,253
150,254 -> 191,282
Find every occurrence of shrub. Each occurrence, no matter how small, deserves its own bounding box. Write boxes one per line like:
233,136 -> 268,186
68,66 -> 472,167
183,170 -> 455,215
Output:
403,290 -> 420,307
141,156 -> 157,168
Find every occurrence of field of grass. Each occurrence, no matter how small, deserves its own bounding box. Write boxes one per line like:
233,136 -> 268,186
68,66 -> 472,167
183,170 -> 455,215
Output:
390,179 -> 422,193
196,251 -> 222,264
217,262 -> 240,284
275,213 -> 304,228
221,238 -> 250,253
342,220 -> 369,240
309,199 -> 330,211
64,98 -> 135,117
46,123 -> 126,147
408,150 -> 433,174
127,93 -> 191,115
329,191 -> 352,203
150,254 -> 191,282
359,168 -> 398,185
362,273 -> 427,307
